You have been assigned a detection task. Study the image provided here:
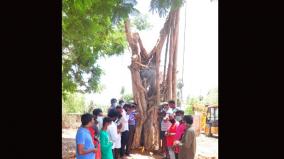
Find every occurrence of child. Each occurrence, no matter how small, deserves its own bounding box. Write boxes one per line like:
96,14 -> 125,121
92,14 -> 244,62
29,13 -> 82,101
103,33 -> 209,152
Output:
100,117 -> 114,159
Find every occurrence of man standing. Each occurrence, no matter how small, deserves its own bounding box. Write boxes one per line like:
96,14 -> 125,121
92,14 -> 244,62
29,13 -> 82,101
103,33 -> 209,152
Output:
93,108 -> 104,131
126,104 -> 136,155
168,100 -> 179,114
108,98 -> 117,113
76,113 -> 97,159
174,115 -> 196,159
107,110 -> 121,159
118,104 -> 130,157
162,102 -> 173,115
118,100 -> 125,107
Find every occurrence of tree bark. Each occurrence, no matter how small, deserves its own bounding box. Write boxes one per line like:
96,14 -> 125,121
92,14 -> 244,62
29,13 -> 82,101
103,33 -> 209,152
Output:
166,22 -> 174,100
124,8 -> 180,151
172,8 -> 180,101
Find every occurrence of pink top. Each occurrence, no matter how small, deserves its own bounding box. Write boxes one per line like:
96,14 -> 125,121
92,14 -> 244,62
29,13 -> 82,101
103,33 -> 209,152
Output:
174,123 -> 187,140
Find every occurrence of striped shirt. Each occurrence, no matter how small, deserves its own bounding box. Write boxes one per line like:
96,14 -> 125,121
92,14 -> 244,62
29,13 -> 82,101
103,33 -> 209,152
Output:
161,120 -> 172,131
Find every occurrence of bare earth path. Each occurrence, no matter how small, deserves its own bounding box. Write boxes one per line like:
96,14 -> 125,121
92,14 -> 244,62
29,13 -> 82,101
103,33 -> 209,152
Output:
62,129 -> 218,159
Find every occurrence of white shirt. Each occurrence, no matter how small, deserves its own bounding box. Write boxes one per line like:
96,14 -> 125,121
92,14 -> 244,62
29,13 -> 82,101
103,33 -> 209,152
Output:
120,109 -> 129,132
107,121 -> 121,149
97,116 -> 104,130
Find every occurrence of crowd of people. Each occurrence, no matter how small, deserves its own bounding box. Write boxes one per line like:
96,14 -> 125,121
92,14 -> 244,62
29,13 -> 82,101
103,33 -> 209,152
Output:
158,101 -> 196,159
75,99 -> 196,159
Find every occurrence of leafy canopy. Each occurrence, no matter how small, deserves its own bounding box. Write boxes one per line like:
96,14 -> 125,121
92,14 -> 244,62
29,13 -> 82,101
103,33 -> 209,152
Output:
62,0 -> 138,97
63,92 -> 86,113
150,0 -> 185,17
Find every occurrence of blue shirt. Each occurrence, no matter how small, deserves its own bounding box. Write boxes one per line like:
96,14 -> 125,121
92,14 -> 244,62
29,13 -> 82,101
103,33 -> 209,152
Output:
76,127 -> 95,159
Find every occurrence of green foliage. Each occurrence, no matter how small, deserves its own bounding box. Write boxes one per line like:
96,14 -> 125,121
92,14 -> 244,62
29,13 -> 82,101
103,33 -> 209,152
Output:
79,100 -> 109,115
150,0 -> 185,17
204,87 -> 218,105
184,87 -> 218,114
185,104 -> 194,115
121,93 -> 134,103
94,104 -> 109,115
85,101 -> 95,114
62,0 -> 138,94
131,14 -> 153,31
63,92 -> 86,113
185,97 -> 199,115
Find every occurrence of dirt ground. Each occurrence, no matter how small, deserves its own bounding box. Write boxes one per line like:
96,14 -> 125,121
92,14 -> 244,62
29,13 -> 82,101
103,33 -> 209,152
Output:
62,129 -> 218,159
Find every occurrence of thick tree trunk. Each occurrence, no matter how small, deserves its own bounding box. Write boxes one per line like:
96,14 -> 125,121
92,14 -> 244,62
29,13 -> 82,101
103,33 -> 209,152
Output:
124,8 -> 180,151
172,8 -> 180,101
166,28 -> 174,100
125,20 -> 147,149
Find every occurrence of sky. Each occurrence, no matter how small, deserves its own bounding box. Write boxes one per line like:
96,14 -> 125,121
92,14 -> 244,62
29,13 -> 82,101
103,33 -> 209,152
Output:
85,0 -> 218,106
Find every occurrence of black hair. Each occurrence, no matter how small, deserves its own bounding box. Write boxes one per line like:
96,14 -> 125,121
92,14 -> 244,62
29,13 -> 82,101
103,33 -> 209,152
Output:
81,113 -> 94,126
93,108 -> 102,116
108,109 -> 119,118
183,115 -> 193,125
123,104 -> 131,108
103,117 -> 112,126
176,110 -> 185,115
119,99 -> 125,105
111,98 -> 117,104
168,100 -> 175,104
116,106 -> 122,109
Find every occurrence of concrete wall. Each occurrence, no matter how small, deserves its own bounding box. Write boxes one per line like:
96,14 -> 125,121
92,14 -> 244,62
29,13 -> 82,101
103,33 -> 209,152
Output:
62,113 -> 82,129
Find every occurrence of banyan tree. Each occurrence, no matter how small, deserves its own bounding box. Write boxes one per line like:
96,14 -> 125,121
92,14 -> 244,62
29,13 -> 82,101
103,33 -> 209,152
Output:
125,0 -> 185,151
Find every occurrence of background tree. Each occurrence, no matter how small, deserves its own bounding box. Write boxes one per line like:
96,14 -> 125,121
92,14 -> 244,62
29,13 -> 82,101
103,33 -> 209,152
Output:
185,87 -> 218,114
121,93 -> 134,103
204,87 -> 218,105
86,101 -> 95,113
62,0 -> 139,98
63,92 -> 86,113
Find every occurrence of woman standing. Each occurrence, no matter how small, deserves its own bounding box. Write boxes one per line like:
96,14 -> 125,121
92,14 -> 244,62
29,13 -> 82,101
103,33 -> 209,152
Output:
100,117 -> 114,159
